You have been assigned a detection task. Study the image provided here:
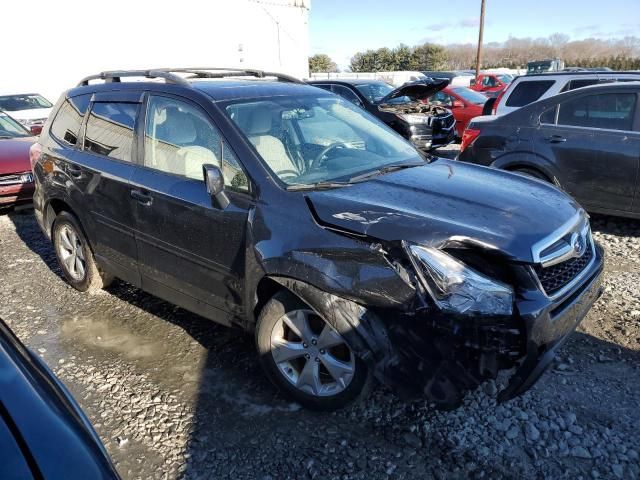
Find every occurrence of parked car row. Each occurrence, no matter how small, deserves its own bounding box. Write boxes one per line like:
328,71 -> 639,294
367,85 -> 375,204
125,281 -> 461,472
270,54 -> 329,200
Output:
0,93 -> 53,135
459,80 -> 640,219
0,110 -> 36,208
308,78 -> 457,150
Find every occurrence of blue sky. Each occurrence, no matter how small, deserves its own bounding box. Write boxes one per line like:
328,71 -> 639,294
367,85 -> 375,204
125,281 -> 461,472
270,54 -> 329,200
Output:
310,0 -> 640,68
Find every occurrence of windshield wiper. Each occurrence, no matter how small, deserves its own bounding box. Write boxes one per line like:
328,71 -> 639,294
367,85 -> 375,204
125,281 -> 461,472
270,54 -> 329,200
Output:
348,161 -> 425,183
286,181 -> 351,192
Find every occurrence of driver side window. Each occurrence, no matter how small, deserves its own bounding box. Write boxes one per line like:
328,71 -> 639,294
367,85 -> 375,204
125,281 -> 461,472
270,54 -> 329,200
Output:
144,95 -> 248,191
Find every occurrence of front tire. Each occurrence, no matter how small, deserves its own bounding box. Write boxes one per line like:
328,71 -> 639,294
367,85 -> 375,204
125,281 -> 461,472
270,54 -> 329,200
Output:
52,211 -> 113,292
256,290 -> 372,410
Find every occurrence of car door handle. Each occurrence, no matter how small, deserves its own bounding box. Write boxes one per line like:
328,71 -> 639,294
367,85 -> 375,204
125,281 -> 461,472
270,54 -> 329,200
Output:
130,189 -> 153,206
67,165 -> 82,177
545,135 -> 566,143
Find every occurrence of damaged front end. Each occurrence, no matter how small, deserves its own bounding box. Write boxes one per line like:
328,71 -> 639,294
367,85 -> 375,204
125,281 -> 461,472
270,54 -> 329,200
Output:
267,231 -> 603,410
375,78 -> 456,150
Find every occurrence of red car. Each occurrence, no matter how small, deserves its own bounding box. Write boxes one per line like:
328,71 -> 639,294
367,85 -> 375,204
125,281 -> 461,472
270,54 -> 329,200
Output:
470,73 -> 513,96
0,111 -> 36,207
428,86 -> 487,138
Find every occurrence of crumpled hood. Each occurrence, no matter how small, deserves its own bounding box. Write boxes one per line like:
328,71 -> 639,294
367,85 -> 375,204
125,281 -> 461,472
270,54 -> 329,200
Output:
0,137 -> 35,174
307,159 -> 582,263
377,78 -> 450,104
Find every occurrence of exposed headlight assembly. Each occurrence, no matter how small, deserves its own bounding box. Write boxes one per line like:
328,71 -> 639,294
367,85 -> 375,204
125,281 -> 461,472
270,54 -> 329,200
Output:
397,113 -> 431,125
406,244 -> 513,316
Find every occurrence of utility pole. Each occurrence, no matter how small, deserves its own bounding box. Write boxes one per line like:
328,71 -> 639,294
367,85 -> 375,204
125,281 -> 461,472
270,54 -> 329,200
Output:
475,0 -> 486,81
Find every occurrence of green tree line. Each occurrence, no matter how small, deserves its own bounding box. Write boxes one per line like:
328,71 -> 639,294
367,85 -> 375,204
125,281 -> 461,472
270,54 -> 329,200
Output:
309,35 -> 640,73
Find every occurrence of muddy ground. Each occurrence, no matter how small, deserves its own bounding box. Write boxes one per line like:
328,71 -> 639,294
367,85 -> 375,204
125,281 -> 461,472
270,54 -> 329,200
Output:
1,163 -> 639,479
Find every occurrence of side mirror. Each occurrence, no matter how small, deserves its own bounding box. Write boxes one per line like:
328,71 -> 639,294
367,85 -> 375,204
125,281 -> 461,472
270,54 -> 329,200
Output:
452,99 -> 464,108
470,78 -> 476,86
203,164 -> 230,209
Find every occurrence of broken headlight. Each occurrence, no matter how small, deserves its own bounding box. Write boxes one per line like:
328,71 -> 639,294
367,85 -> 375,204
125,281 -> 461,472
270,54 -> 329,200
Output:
407,244 -> 513,316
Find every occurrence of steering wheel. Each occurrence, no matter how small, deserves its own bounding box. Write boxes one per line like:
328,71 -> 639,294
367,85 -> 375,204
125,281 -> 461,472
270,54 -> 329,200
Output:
312,142 -> 351,169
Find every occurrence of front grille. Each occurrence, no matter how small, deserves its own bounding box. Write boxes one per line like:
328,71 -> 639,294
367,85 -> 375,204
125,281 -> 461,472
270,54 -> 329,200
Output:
0,173 -> 25,186
534,239 -> 593,296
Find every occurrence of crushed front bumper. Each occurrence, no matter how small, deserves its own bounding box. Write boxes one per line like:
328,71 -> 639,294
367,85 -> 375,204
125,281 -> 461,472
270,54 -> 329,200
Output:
498,248 -> 604,401
271,243 -> 604,409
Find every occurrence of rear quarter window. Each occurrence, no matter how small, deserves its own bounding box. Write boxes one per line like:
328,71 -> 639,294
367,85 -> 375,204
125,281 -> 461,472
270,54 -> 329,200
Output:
505,80 -> 555,107
50,94 -> 91,146
84,102 -> 138,161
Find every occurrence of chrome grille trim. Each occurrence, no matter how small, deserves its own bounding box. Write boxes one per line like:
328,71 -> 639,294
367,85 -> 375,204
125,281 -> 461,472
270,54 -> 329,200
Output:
531,230 -> 597,300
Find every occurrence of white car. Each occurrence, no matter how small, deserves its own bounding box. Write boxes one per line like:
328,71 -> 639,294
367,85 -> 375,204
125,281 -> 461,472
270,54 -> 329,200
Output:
494,71 -> 640,116
0,93 -> 53,134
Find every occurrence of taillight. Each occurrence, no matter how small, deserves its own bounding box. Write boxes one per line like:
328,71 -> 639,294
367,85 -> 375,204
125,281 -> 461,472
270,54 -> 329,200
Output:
29,142 -> 42,171
460,128 -> 481,153
492,88 -> 506,115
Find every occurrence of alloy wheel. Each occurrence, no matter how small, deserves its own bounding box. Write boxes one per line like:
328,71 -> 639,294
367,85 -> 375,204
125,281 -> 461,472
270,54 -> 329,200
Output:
56,224 -> 86,281
270,309 -> 355,397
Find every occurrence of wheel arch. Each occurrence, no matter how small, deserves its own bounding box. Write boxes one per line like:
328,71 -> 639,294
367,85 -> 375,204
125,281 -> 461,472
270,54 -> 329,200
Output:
44,197 -> 75,238
491,153 -> 560,186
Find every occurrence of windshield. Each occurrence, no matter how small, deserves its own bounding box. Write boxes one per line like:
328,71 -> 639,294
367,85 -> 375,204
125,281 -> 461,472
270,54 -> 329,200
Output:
498,74 -> 513,83
450,87 -> 487,105
224,94 -> 422,187
353,82 -> 410,104
0,94 -> 53,111
0,112 -> 31,138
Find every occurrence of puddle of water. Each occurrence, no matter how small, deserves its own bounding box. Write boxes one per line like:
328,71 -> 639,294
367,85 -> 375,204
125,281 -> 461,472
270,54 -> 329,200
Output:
59,314 -> 165,360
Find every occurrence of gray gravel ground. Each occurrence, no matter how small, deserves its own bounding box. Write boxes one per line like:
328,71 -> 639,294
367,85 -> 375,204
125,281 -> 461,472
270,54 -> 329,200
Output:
0,150 -> 639,479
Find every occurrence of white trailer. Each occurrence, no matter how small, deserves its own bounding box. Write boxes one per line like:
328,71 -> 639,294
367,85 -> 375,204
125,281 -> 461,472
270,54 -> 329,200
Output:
2,0 -> 310,102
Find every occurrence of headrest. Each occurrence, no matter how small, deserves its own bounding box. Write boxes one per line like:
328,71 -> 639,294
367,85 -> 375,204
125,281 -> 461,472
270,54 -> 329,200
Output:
161,108 -> 197,145
244,105 -> 273,136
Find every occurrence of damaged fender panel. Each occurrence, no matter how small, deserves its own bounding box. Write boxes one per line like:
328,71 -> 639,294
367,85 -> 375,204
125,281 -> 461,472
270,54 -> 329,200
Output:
243,200 -> 419,320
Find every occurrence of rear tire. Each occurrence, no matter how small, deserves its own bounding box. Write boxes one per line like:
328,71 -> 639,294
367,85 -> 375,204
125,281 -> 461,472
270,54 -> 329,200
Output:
256,290 -> 372,410
52,211 -> 113,292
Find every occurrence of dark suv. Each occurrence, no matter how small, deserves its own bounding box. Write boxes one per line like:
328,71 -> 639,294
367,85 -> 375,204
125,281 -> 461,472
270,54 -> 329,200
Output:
32,68 -> 603,410
458,82 -> 640,219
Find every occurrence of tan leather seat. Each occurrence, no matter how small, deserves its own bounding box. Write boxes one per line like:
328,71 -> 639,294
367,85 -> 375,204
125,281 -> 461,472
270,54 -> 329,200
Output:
152,111 -> 219,179
244,106 -> 299,176
177,146 -> 219,180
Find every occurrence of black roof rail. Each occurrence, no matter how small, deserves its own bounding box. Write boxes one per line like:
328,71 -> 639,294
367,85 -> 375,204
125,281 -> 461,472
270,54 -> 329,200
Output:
77,69 -> 190,87
160,67 -> 304,84
77,67 -> 304,87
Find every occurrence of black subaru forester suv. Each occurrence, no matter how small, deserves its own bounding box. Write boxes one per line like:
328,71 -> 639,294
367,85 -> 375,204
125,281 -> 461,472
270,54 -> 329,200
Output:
31,68 -> 604,410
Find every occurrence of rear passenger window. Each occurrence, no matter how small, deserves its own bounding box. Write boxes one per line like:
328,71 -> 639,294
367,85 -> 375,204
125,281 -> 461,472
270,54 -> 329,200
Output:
557,93 -> 637,131
540,106 -> 557,124
50,94 -> 91,146
84,102 -> 138,161
144,95 -> 248,190
505,81 -> 555,107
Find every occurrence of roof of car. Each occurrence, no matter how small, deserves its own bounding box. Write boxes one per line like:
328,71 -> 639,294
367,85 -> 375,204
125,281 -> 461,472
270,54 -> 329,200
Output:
308,78 -> 387,86
515,70 -> 640,79
66,78 -> 329,102
192,80 -> 327,101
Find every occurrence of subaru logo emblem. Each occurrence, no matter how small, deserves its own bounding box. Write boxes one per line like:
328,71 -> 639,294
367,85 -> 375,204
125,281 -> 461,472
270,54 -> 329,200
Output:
572,234 -> 586,257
